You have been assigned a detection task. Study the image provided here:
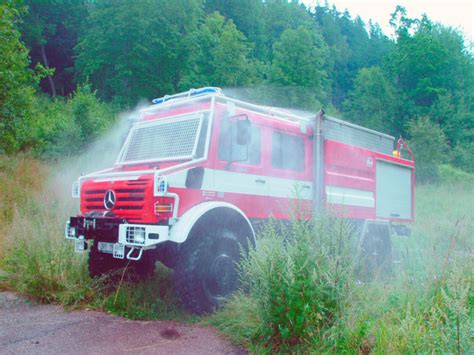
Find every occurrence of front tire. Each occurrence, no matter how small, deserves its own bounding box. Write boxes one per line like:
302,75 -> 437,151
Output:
174,227 -> 243,314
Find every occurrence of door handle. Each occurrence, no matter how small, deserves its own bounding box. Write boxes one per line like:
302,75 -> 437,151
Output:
255,178 -> 266,184
302,185 -> 311,189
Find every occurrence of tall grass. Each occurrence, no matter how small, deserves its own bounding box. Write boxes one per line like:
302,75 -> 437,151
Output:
0,155 -> 99,303
210,179 -> 473,353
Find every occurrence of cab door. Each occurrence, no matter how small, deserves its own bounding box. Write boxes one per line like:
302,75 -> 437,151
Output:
213,112 -> 269,219
267,129 -> 313,219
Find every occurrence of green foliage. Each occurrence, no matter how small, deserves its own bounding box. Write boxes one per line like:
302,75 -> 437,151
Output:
184,12 -> 255,88
233,215 -> 354,352
451,142 -> 474,173
19,0 -> 86,96
0,157 -> 97,304
269,25 -> 329,108
204,0 -> 266,60
438,164 -> 474,185
384,7 -> 474,141
29,84 -> 117,158
0,2 -> 40,154
343,66 -> 397,133
75,0 -> 203,105
407,116 -> 449,183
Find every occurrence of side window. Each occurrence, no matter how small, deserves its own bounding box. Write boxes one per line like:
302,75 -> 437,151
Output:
194,115 -> 209,159
272,132 -> 305,171
218,117 -> 261,165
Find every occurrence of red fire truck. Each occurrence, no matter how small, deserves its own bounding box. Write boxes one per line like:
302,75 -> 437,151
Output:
65,87 -> 414,314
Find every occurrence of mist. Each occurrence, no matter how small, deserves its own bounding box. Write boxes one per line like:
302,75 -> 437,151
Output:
47,102 -> 149,207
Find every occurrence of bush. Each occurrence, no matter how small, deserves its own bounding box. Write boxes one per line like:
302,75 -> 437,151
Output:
223,215 -> 355,352
30,85 -> 118,158
451,141 -> 474,173
407,116 -> 449,184
438,164 -> 474,185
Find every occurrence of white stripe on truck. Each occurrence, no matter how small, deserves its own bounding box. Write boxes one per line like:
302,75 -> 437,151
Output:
325,186 -> 374,207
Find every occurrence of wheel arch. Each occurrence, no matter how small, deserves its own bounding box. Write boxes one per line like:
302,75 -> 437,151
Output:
169,202 -> 256,247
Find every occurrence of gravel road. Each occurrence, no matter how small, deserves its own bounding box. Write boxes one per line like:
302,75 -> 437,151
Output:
0,292 -> 246,354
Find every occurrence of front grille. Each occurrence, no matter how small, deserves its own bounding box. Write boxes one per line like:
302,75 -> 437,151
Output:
82,178 -> 150,222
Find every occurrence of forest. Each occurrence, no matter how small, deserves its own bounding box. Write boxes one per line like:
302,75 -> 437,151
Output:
1,0 -> 473,181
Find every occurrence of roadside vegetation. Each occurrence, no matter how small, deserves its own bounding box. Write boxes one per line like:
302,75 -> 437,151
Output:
0,155 -> 472,353
210,171 -> 473,353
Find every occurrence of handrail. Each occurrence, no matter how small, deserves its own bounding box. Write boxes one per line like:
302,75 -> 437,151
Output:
396,137 -> 414,161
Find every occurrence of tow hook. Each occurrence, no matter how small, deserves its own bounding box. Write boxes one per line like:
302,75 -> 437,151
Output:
127,247 -> 143,261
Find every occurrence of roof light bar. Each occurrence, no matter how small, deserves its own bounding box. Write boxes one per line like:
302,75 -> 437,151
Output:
152,87 -> 222,105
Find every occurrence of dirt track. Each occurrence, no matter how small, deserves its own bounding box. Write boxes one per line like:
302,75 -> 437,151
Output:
0,292 -> 246,354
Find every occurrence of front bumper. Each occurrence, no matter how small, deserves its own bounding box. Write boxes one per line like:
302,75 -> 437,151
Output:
65,216 -> 170,260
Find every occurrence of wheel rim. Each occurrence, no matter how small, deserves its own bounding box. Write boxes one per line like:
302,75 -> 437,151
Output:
203,239 -> 240,301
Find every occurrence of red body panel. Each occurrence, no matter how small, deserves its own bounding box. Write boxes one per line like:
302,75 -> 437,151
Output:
79,96 -> 415,224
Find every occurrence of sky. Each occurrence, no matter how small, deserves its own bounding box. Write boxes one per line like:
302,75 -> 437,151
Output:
304,0 -> 473,45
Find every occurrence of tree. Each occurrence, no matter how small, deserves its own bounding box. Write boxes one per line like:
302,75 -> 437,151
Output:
269,25 -> 329,108
262,0 -> 313,62
385,7 -> 474,173
387,8 -> 472,112
183,12 -> 254,88
312,5 -> 393,108
204,0 -> 266,61
19,0 -> 87,96
0,2 -> 42,153
343,67 -> 397,134
407,116 -> 449,183
75,0 -> 203,105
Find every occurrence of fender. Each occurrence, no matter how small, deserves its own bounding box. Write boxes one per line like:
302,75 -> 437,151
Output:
169,201 -> 256,245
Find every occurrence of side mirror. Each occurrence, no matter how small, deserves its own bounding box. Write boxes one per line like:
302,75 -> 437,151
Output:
236,118 -> 251,146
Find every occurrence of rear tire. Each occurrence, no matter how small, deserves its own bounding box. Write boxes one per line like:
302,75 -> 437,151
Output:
358,222 -> 392,279
174,226 -> 243,314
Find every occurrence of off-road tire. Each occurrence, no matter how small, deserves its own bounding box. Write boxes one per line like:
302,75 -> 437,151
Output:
358,223 -> 392,279
174,227 -> 243,315
88,243 -> 156,281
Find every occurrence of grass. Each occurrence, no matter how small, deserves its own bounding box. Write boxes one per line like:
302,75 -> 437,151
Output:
208,175 -> 473,353
0,155 -> 472,353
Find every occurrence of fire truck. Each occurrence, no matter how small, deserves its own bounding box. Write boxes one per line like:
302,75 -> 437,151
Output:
65,87 -> 415,314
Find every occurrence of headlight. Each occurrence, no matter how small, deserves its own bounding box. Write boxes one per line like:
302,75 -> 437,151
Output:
65,222 -> 76,239
154,175 -> 169,195
126,226 -> 146,244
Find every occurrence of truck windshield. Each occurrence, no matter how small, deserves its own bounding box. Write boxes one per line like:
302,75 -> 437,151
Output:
117,112 -> 209,165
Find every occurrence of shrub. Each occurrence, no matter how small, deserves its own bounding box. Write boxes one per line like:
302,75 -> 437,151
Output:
407,116 -> 449,184
234,215 -> 354,352
438,164 -> 474,185
451,141 -> 474,173
29,85 -> 118,158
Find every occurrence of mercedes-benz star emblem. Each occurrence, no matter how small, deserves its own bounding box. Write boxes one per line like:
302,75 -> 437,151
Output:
104,190 -> 116,210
